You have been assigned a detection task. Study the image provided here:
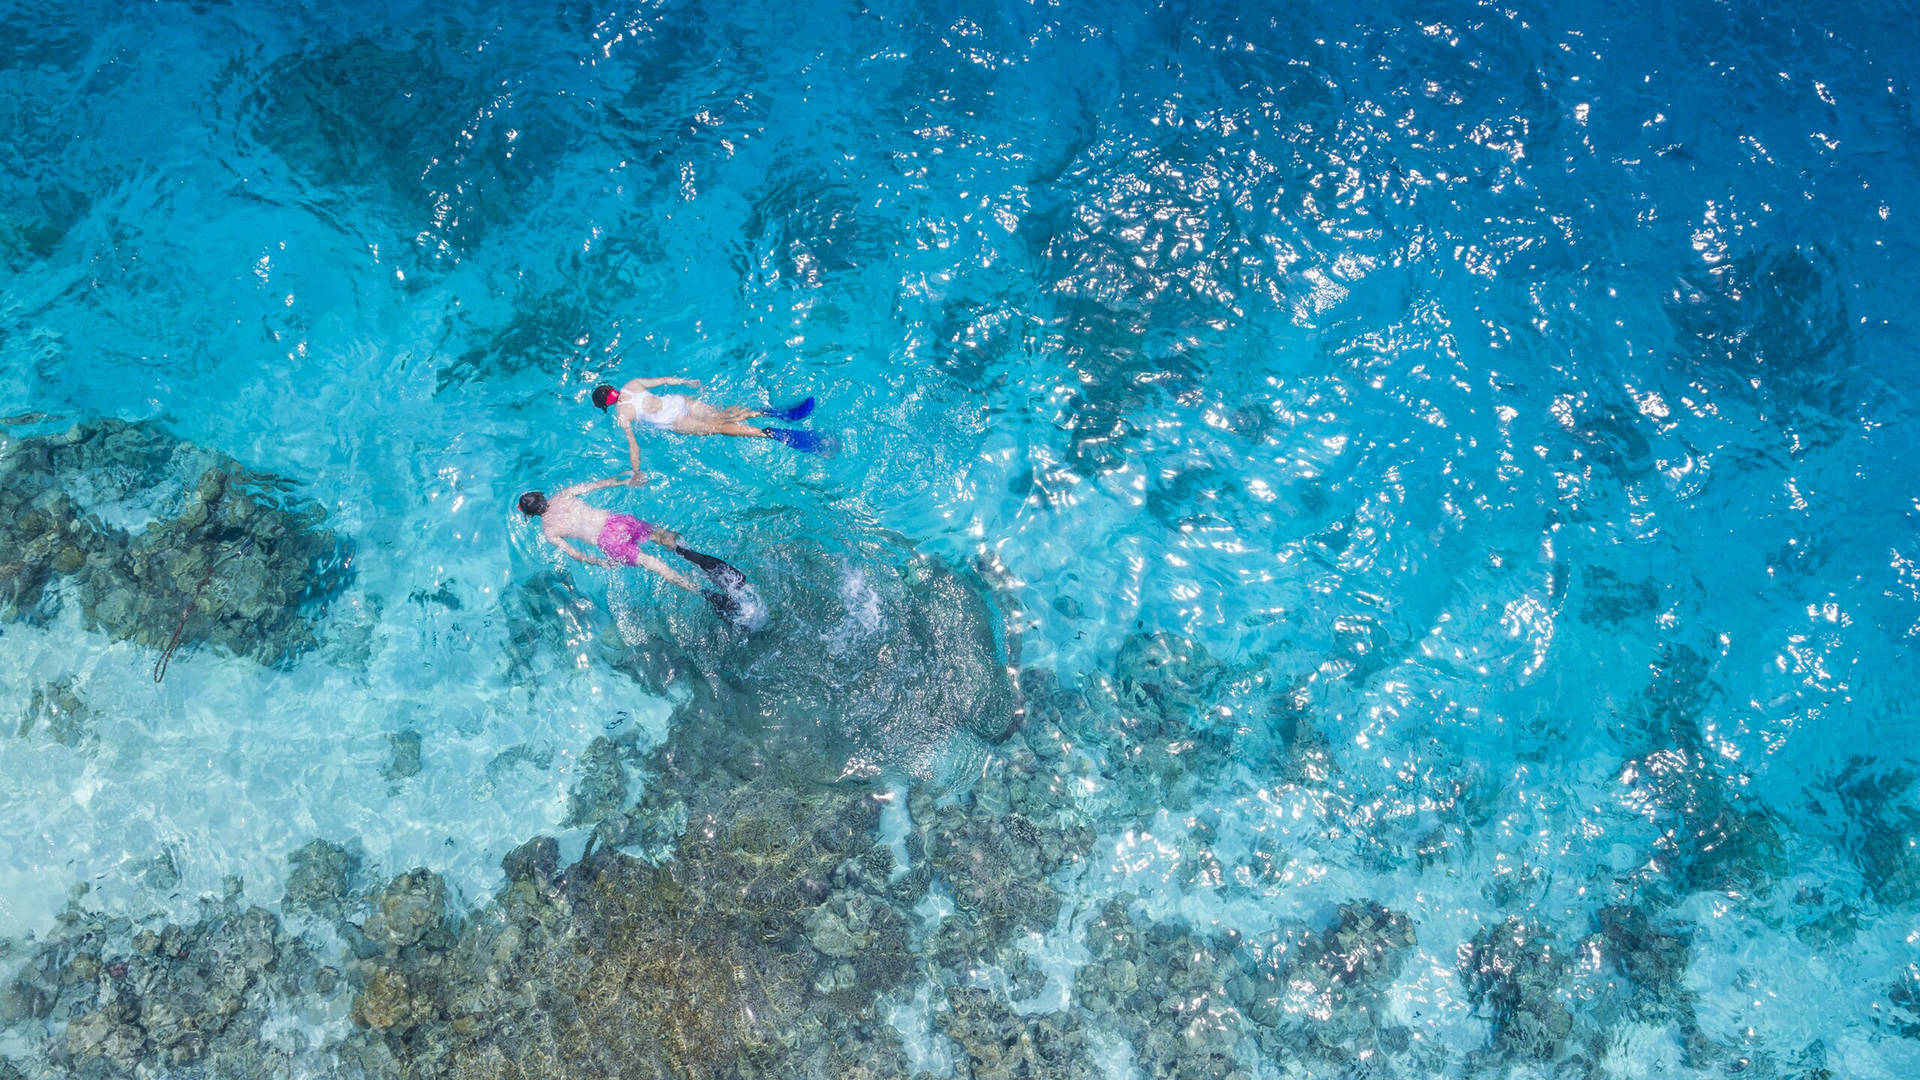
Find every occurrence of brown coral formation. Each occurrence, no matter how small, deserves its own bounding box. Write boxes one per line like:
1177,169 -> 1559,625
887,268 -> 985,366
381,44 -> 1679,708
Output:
0,418 -> 350,666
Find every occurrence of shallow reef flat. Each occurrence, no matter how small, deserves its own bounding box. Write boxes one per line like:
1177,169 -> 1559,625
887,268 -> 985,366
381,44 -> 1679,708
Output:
5,614 -> 1885,1079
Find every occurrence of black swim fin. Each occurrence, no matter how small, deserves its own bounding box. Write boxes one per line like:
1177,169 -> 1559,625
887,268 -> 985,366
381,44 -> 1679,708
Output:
674,545 -> 748,593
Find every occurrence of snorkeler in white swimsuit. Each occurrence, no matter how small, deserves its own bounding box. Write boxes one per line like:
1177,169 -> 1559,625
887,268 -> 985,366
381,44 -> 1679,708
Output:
592,376 -> 827,477
627,386 -> 693,428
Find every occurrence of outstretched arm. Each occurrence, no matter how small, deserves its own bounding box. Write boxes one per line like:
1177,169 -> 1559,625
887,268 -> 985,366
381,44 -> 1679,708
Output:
558,474 -> 637,499
626,376 -> 702,391
552,538 -> 615,568
622,421 -> 646,480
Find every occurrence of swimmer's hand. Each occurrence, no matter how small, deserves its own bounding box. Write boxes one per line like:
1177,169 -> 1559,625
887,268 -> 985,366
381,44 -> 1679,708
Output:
626,472 -> 649,486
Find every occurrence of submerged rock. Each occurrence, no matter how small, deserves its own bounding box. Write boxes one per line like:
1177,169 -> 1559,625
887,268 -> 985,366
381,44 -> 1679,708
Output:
620,531 -> 1021,784
1461,916 -> 1574,1063
15,676 -> 94,748
5,891 -> 323,1076
384,730 -> 423,781
1075,899 -> 1250,1080
1073,632 -> 1241,816
360,869 -> 448,951
939,987 -> 1097,1080
0,418 -> 351,666
562,735 -> 630,828
283,838 -> 363,919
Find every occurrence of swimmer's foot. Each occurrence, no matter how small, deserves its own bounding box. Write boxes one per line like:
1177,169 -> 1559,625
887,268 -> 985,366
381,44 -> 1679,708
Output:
702,589 -> 740,619
766,396 -> 816,422
766,427 -> 836,454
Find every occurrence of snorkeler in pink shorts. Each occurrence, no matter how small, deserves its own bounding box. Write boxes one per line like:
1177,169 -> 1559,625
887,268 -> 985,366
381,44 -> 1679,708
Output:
517,474 -> 749,619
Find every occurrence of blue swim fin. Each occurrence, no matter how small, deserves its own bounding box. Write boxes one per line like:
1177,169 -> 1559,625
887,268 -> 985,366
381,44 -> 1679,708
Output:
766,427 -> 835,454
766,396 -> 816,422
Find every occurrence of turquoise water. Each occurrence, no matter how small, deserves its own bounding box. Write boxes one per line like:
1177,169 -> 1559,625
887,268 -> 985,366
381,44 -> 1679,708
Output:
3,0 -> 1918,1075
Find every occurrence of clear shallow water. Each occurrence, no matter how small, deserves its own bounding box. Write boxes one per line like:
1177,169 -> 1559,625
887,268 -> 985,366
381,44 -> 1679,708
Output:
2,0 -> 1918,1075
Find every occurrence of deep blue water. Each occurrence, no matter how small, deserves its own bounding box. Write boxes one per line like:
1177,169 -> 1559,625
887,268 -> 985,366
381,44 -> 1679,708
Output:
2,0 -> 1918,1075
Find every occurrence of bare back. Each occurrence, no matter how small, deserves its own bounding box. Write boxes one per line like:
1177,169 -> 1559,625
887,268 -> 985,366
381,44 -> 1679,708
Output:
540,491 -> 611,546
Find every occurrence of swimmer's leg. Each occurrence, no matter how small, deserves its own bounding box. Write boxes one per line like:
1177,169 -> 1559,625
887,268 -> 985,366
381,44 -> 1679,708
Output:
640,550 -> 749,624
672,545 -> 748,593
631,551 -> 701,594
672,413 -> 771,437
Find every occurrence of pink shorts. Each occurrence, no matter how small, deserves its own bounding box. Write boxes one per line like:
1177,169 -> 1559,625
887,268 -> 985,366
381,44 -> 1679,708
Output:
596,514 -> 653,565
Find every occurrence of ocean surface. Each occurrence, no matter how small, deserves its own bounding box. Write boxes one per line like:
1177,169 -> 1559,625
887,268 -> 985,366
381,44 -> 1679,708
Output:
2,0 -> 1917,1075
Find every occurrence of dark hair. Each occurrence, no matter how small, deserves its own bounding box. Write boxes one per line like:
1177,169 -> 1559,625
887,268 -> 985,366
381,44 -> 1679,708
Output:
591,385 -> 617,410
517,491 -> 549,516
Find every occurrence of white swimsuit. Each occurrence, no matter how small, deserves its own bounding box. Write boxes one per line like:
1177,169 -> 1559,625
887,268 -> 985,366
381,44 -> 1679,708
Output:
629,389 -> 691,428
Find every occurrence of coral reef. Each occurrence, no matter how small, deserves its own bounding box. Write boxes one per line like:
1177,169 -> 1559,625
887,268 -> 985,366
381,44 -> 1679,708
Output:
1883,967 -> 1920,1040
1616,744 -> 1787,898
1832,760 -> 1920,907
1073,896 -> 1419,1078
1077,633 -> 1238,813
0,183 -> 90,270
283,838 -> 365,919
15,677 -> 94,748
684,537 -> 1021,783
357,869 -> 449,952
0,418 -> 351,666
920,794 -> 1094,981
1244,900 -> 1420,1071
1076,899 -> 1251,1080
938,987 -> 1096,1080
0,576 -> 1602,1080
317,695 -> 928,1079
252,38 -> 453,196
562,735 -> 631,828
1596,905 -> 1691,1007
384,730 -> 423,781
2,886 -> 335,1078
1579,565 -> 1663,626
1590,903 -> 1720,1066
1461,916 -> 1574,1062
1002,632 -> 1248,829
